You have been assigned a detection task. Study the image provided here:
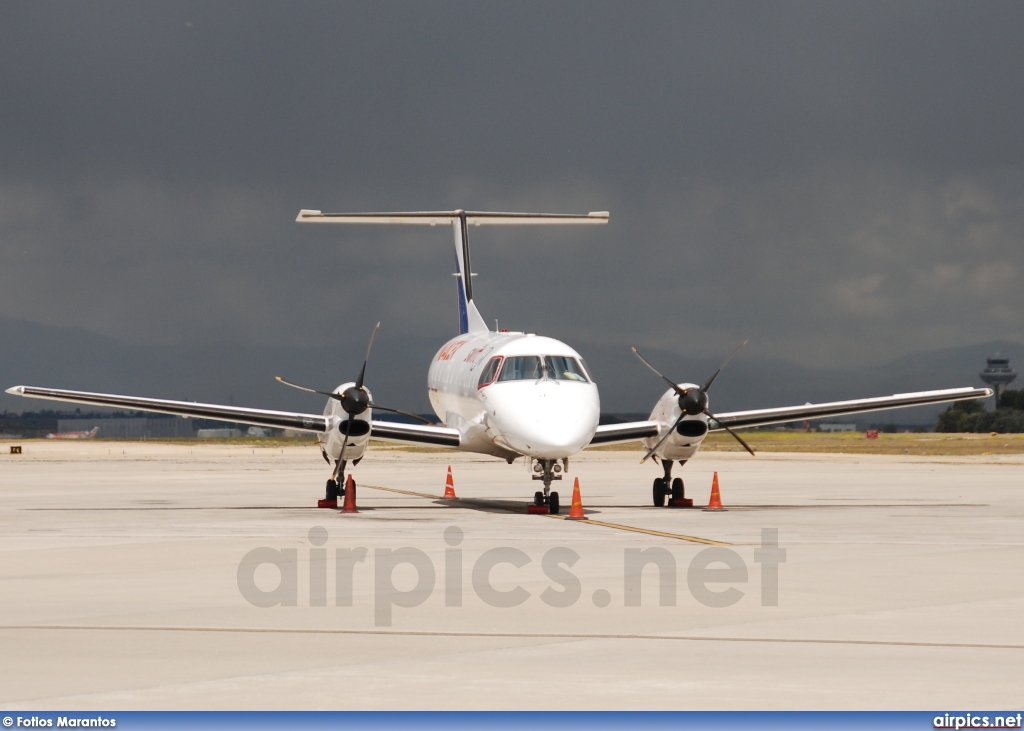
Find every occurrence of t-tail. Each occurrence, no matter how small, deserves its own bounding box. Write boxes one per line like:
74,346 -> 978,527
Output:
296,208 -> 609,334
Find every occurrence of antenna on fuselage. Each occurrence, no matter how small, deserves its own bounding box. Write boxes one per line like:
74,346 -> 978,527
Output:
296,209 -> 609,335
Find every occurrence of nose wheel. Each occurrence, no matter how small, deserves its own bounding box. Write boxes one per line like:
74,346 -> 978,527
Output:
653,477 -> 667,507
652,459 -> 693,508
529,458 -> 563,514
317,458 -> 349,508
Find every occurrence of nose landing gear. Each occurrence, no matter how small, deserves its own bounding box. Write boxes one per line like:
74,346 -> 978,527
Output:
528,458 -> 564,514
317,458 -> 353,509
652,459 -> 693,508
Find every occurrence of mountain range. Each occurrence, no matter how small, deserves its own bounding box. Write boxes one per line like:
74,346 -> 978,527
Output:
2,318 -> 1018,426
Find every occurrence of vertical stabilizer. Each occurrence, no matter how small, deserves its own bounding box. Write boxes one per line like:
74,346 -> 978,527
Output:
452,212 -> 489,334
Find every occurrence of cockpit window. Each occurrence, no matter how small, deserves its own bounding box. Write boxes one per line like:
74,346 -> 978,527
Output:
493,355 -> 590,383
544,356 -> 589,382
477,356 -> 503,388
496,355 -> 542,381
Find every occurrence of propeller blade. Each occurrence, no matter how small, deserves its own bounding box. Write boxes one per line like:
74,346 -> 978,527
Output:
356,321 -> 382,391
641,412 -> 686,463
708,412 -> 756,456
631,347 -> 687,398
700,339 -> 748,394
280,374 -> 425,423
276,376 -> 344,401
368,403 -> 434,425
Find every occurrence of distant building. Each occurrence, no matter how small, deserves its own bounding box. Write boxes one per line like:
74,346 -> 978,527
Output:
818,423 -> 857,433
197,428 -> 243,438
57,417 -> 194,439
980,354 -> 1017,403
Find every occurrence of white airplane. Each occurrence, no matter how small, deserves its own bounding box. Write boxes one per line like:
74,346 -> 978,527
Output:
46,426 -> 99,440
7,209 -> 991,513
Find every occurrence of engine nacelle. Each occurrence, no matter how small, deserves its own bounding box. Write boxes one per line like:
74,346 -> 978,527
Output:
319,381 -> 373,462
641,384 -> 710,461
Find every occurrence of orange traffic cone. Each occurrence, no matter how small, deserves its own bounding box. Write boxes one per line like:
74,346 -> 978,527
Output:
566,477 -> 587,520
703,472 -> 725,511
339,474 -> 359,514
443,465 -> 457,499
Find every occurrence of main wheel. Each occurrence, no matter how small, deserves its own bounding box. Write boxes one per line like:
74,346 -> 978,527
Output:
534,491 -> 545,506
671,477 -> 684,501
549,491 -> 560,515
653,478 -> 667,507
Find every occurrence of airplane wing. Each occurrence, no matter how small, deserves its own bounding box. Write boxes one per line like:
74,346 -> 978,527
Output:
586,387 -> 990,447
588,421 -> 660,446
6,385 -> 330,432
370,420 -> 461,447
6,384 -> 464,448
709,387 -> 992,431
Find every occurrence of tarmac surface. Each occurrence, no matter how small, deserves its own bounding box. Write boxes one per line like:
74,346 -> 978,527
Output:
1,440 -> 1022,710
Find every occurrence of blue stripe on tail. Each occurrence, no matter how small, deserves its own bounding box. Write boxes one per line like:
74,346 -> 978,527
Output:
455,250 -> 469,334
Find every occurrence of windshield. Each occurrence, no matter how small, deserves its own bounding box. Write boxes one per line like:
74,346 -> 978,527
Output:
544,355 -> 589,382
477,356 -> 503,388
496,355 -> 542,381
495,355 -> 589,382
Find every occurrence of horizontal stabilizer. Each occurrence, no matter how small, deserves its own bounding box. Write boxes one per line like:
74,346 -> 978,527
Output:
297,210 -> 609,225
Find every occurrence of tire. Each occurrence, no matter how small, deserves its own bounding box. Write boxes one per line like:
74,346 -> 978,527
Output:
534,491 -> 545,506
549,491 -> 560,515
653,478 -> 667,507
671,477 -> 684,501
327,479 -> 340,499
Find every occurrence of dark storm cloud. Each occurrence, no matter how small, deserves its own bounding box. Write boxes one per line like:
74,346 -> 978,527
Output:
4,3 -> 1022,180
2,1 -> 1023,411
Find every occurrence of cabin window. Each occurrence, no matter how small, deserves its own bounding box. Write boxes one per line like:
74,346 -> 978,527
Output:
544,356 -> 589,382
477,356 -> 503,388
496,355 -> 542,381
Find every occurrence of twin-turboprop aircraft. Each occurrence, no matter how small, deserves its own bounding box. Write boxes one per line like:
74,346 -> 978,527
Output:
8,209 -> 991,513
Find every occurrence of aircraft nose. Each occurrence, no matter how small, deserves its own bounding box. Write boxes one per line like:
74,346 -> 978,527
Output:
485,382 -> 599,458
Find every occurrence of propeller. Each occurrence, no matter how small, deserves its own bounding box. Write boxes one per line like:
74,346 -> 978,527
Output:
632,340 -> 755,461
275,322 -> 434,427
277,322 -> 436,485
275,375 -> 430,424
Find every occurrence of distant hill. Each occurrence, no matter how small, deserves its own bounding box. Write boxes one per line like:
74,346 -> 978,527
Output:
2,317 -> 1016,425
572,338 -> 1020,423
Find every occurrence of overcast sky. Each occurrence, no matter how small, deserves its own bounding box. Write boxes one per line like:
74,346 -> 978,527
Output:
2,1 -> 1023,407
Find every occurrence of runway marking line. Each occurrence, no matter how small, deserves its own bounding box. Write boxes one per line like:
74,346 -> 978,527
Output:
4,624 -> 1022,652
363,483 -> 729,545
546,515 -> 730,546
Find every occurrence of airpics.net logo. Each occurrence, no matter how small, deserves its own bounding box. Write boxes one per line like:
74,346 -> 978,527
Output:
236,526 -> 786,626
934,714 -> 1023,729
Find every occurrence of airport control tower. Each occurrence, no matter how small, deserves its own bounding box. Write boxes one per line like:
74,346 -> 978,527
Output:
980,354 -> 1017,404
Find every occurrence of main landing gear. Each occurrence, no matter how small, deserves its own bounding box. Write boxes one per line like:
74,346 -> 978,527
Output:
652,459 -> 693,508
529,458 -> 565,515
318,458 -> 354,509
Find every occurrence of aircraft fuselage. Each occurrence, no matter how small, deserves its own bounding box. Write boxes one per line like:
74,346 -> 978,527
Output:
427,331 -> 600,461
